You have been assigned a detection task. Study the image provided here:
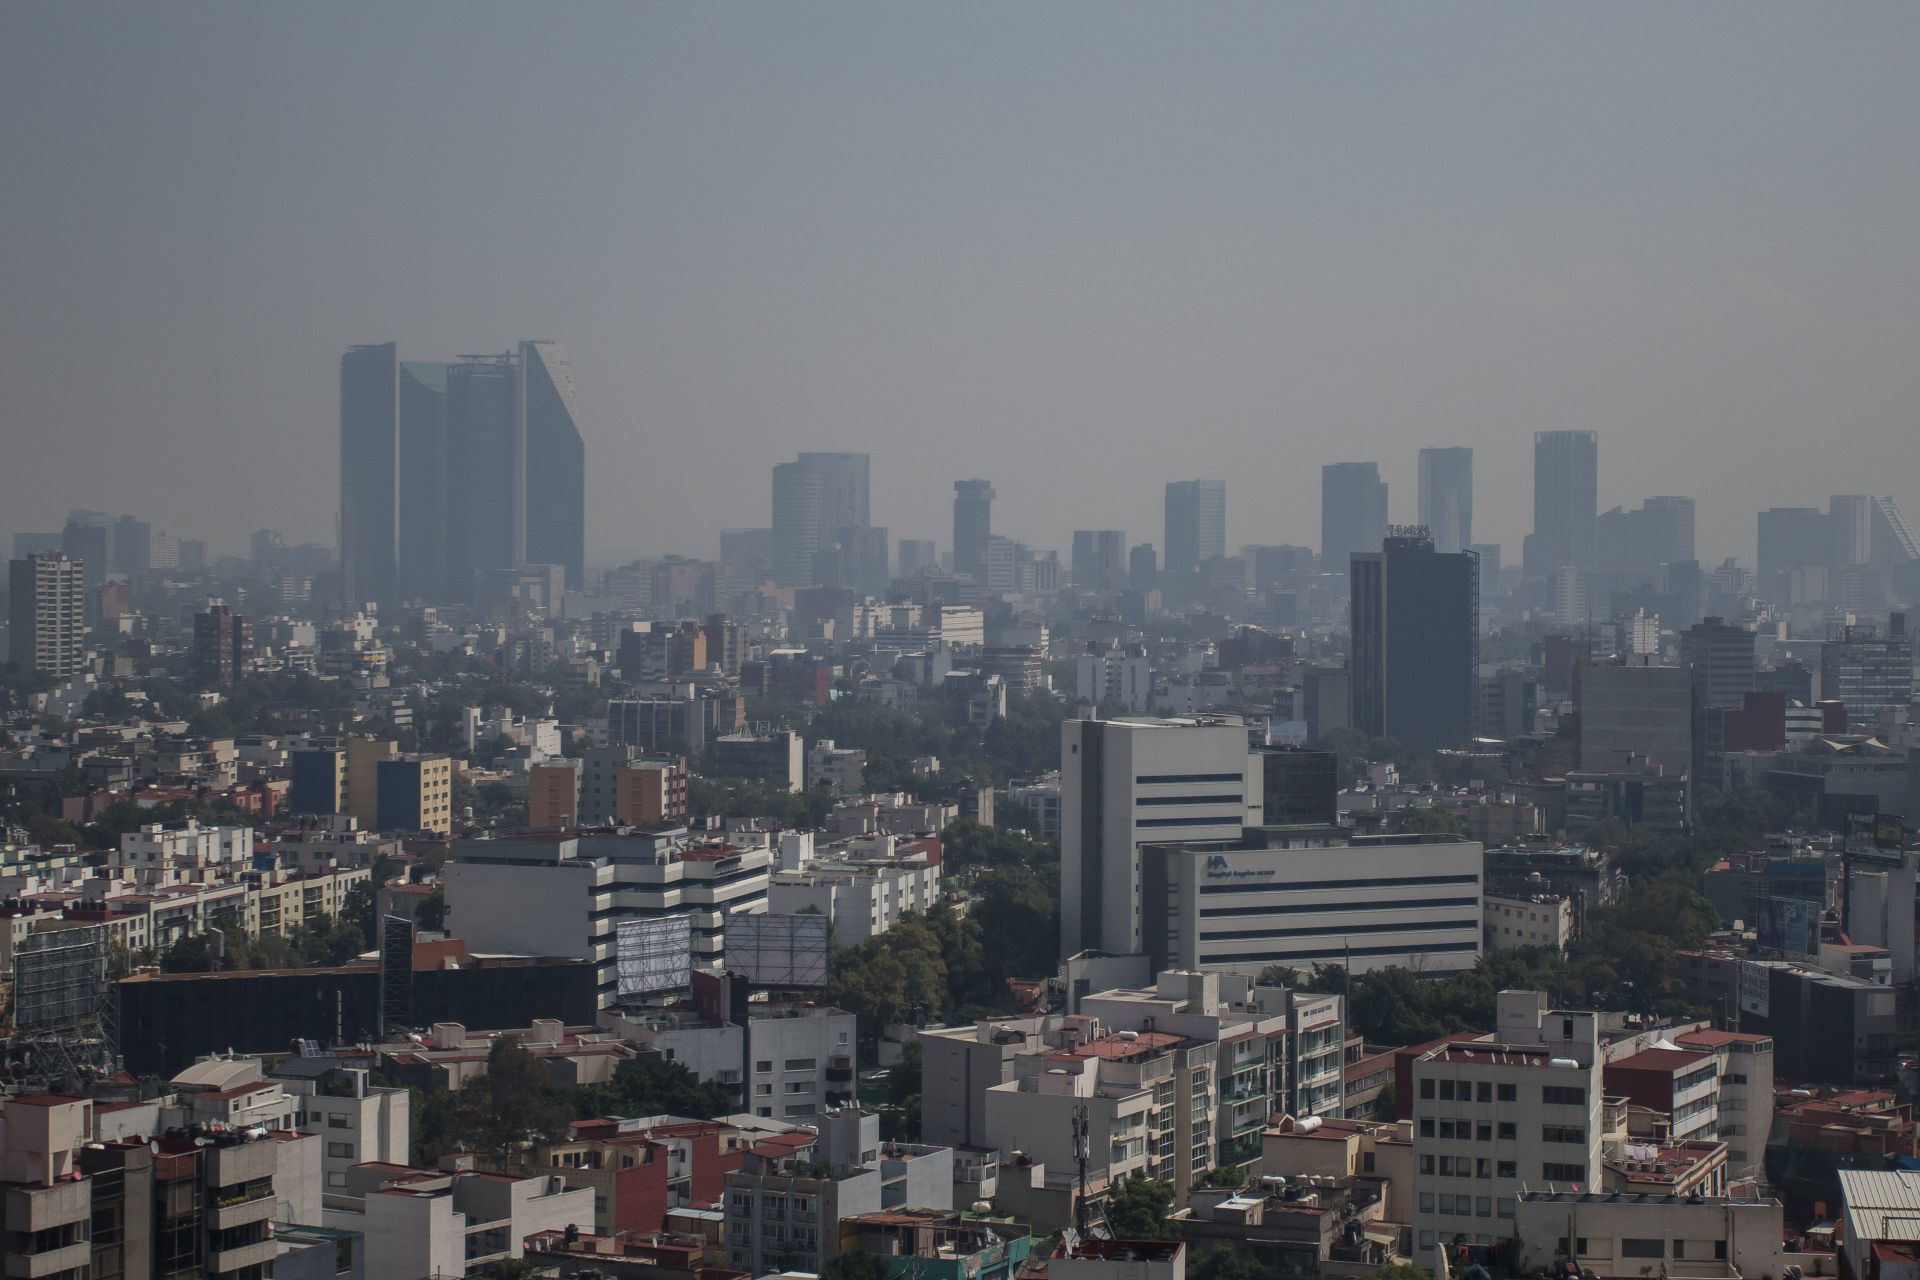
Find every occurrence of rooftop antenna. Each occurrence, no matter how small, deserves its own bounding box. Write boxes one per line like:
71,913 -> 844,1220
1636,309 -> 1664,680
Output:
1072,1102 -> 1091,1239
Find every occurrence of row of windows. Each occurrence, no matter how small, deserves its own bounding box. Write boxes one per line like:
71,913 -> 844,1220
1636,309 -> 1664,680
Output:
1137,813 -> 1245,829
1422,1079 -> 1587,1108
1417,1156 -> 1586,1184
1135,773 -> 1244,784
1421,1192 -> 1515,1218
1421,1118 -> 1518,1142
1203,939 -> 1478,965
1200,895 -> 1481,920
1199,872 -> 1479,895
1201,918 -> 1480,943
1136,793 -> 1244,807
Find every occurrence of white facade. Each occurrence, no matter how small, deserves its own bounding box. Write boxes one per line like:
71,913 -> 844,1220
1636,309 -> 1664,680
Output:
1076,651 -> 1155,714
445,830 -> 768,1003
603,1002 -> 857,1121
805,740 -> 867,796
1514,1192 -> 1783,1280
1141,830 -> 1483,978
328,1166 -> 592,1280
1485,894 -> 1574,953
1411,993 -> 1605,1255
767,860 -> 941,945
1061,717 -> 1259,958
274,1062 -> 411,1193
120,819 -> 256,872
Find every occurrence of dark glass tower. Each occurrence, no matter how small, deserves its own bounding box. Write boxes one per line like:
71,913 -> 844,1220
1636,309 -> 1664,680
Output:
1350,530 -> 1480,755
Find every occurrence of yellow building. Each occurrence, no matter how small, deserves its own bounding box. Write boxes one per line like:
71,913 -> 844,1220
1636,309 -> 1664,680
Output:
345,736 -> 399,827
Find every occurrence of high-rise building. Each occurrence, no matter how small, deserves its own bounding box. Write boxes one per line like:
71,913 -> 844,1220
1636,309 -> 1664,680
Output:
60,510 -> 110,626
8,552 -> 86,676
896,538 -> 937,578
1680,617 -> 1756,711
952,479 -> 995,582
343,339 -> 586,605
1528,430 -> 1599,577
1349,531 -> 1479,755
1320,463 -> 1388,569
1164,480 -> 1226,575
111,514 -> 152,574
520,339 -> 586,589
1756,506 -> 1831,590
1060,716 -> 1257,958
817,524 -> 890,596
1071,530 -> 1127,592
1130,543 -> 1158,590
1575,658 -> 1693,773
192,603 -> 254,686
395,358 -> 450,599
1417,448 -> 1474,554
1820,616 -> 1914,729
1598,496 -> 1695,579
771,453 -> 871,587
340,343 -> 403,605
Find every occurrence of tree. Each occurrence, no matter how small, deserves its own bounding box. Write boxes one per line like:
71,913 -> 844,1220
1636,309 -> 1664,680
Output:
416,889 -> 447,931
1103,1172 -> 1177,1239
1388,806 -> 1465,836
820,1249 -> 892,1280
1191,1244 -> 1266,1280
569,1056 -> 731,1122
471,1038 -> 569,1158
1195,1165 -> 1249,1189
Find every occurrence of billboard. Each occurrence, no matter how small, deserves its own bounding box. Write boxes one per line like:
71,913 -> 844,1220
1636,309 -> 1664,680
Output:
616,915 -> 694,999
724,912 -> 830,987
1739,961 -> 1771,1019
11,925 -> 110,1029
1756,896 -> 1818,958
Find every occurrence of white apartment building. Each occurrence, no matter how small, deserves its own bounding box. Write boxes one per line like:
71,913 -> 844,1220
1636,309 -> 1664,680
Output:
1061,716 -> 1260,958
1674,1029 -> 1774,1173
120,818 -> 255,873
1076,649 -> 1155,714
325,1161 -> 592,1280
805,740 -> 867,796
767,857 -> 941,945
1138,828 -> 1484,977
1484,893 -> 1574,953
1409,991 -> 1605,1255
271,1058 -> 412,1192
602,999 -> 858,1121
1514,1191 -> 1783,1280
445,829 -> 769,1004
981,1034 -> 1171,1192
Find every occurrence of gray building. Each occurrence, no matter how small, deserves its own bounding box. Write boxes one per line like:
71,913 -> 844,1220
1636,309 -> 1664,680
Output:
1350,530 -> 1479,755
1417,447 -> 1474,555
1681,617 -> 1756,710
1165,479 -> 1227,575
951,478 -> 995,583
1071,530 -> 1127,592
1576,659 -> 1692,774
1820,617 -> 1913,728
1528,429 -> 1599,576
1320,462 -> 1388,569
771,452 -> 871,588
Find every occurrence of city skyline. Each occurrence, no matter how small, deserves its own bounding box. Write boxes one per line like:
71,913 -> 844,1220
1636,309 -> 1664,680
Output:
5,5 -> 1920,566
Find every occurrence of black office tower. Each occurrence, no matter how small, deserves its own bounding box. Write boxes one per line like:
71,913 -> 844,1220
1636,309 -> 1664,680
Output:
1350,530 -> 1479,755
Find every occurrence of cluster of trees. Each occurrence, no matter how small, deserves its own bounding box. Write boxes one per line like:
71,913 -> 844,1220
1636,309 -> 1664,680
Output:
145,882 -> 380,974
824,824 -> 1061,1059
409,1039 -> 731,1165
758,688 -> 1072,791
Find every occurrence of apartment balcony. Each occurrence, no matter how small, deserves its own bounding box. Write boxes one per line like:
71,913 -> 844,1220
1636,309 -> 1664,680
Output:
6,1238 -> 92,1280
209,1237 -> 279,1276
209,1187 -> 276,1231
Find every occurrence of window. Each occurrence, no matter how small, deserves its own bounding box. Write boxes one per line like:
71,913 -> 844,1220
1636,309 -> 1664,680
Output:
1477,1197 -> 1492,1218
755,1060 -> 773,1073
1715,1242 -> 1728,1261
326,1142 -> 354,1159
755,1084 -> 772,1096
1622,1240 -> 1664,1259
1497,1083 -> 1516,1102
1674,1241 -> 1686,1259
1476,1081 -> 1492,1103
1439,1079 -> 1457,1101
1542,1125 -> 1585,1144
1439,1194 -> 1456,1214
326,1172 -> 347,1188
1542,1163 -> 1586,1182
1724,1072 -> 1747,1085
1477,1123 -> 1492,1142
1498,1122 -> 1517,1141
1419,1193 -> 1435,1214
1542,1086 -> 1586,1106
784,1058 -> 817,1071
1497,1198 -> 1515,1219
1476,1158 -> 1491,1179
1497,1161 -> 1517,1179
328,1114 -> 350,1129
1420,1079 -> 1435,1100
1420,1118 -> 1435,1138
1421,1155 -> 1435,1175
1420,1232 -> 1436,1251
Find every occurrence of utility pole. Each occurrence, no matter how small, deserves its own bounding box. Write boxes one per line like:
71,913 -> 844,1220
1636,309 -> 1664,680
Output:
1072,1103 -> 1091,1239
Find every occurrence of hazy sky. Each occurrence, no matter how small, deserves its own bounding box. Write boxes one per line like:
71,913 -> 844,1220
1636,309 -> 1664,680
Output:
5,3 -> 1918,570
